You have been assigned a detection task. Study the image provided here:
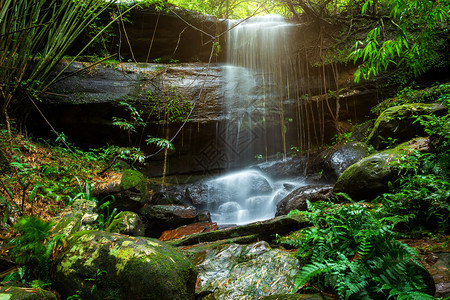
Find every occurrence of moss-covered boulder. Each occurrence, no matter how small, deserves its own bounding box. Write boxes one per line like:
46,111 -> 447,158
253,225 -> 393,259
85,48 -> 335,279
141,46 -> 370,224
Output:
0,286 -> 57,300
106,211 -> 145,236
334,138 -> 429,200
53,230 -> 197,300
95,169 -> 149,213
184,241 -> 300,299
112,169 -> 148,211
52,199 -> 98,235
367,103 -> 447,149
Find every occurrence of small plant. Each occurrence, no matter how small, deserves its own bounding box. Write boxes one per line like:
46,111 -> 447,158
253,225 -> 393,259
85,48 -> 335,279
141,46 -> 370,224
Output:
254,154 -> 263,161
96,200 -> 117,230
146,136 -> 174,150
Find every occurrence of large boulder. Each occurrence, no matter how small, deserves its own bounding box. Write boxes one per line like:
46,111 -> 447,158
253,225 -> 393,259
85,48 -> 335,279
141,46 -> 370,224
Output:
184,241 -> 300,299
106,211 -> 145,236
334,137 -> 429,200
322,142 -> 368,181
367,103 -> 447,149
53,230 -> 197,300
275,185 -> 334,216
251,157 -> 303,178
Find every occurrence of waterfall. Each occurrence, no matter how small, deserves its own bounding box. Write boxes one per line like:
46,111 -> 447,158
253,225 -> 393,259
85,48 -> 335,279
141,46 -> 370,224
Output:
221,15 -> 295,167
206,15 -> 306,225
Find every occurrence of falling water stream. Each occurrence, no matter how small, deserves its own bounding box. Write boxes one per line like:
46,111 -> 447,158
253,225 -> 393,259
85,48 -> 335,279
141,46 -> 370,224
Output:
206,15 -> 306,225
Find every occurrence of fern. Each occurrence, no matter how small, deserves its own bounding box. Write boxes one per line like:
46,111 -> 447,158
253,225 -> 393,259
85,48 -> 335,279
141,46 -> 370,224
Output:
9,216 -> 63,283
295,261 -> 330,288
288,202 -> 434,299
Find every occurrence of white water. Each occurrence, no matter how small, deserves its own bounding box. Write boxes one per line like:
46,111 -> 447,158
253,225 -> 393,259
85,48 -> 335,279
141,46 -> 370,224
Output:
206,169 -> 305,225
205,15 -> 300,225
221,15 -> 295,167
208,15 -> 299,225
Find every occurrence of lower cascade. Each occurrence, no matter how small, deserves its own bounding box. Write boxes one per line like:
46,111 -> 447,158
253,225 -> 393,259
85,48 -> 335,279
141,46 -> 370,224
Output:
206,169 -> 305,225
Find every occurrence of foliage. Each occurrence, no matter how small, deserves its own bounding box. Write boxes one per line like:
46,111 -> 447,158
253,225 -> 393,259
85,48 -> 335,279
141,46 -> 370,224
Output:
96,200 -> 118,230
286,202 -> 434,299
8,216 -> 64,283
376,105 -> 450,232
146,136 -> 174,150
372,83 -> 450,114
147,85 -> 193,124
0,0 -> 114,128
351,0 -> 449,82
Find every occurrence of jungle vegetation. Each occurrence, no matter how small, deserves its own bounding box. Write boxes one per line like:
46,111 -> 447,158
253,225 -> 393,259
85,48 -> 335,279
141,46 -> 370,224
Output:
0,0 -> 448,299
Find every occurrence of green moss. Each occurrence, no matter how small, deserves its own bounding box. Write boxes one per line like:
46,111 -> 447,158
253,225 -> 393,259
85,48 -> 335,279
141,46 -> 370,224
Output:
54,230 -> 197,299
0,286 -> 57,300
120,169 -> 148,197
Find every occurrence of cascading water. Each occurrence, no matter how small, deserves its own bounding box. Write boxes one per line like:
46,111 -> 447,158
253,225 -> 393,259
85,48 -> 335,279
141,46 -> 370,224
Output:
206,15 -> 306,225
207,169 -> 304,225
221,15 -> 295,166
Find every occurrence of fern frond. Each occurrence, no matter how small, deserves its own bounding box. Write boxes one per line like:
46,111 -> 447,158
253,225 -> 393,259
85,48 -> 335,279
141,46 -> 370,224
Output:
295,261 -> 331,289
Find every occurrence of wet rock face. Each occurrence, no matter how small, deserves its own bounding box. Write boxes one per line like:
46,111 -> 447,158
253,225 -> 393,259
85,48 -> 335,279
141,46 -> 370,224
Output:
367,103 -> 448,149
53,231 -> 197,300
430,252 -> 450,298
322,142 -> 368,181
184,241 -> 300,299
251,157 -> 303,178
275,184 -> 334,216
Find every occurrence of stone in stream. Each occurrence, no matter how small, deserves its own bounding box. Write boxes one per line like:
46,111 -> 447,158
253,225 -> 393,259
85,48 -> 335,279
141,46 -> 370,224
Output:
53,230 -> 197,300
321,141 -> 369,181
140,204 -> 199,238
275,184 -> 334,216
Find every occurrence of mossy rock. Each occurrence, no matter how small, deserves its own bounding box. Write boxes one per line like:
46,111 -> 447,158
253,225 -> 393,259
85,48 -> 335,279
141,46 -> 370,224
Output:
107,169 -> 148,212
0,286 -> 57,300
53,230 -> 197,300
367,103 -> 447,149
120,169 -> 147,196
52,199 -> 98,235
106,211 -> 145,236
334,138 -> 429,200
